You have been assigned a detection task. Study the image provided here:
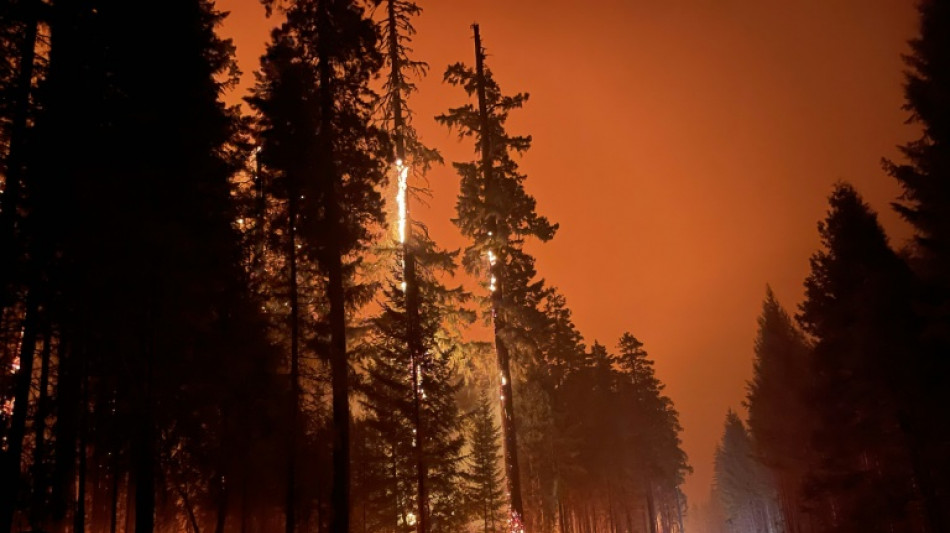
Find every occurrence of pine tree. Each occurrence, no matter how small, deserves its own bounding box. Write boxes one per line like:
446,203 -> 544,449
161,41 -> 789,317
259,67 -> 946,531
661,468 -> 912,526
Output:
883,0 -> 950,287
467,392 -> 506,533
616,333 -> 690,533
0,2 -> 280,532
882,1 -> 950,523
713,411 -> 778,533
366,2 -> 470,531
511,289 -> 585,533
798,183 -> 927,532
249,1 -> 388,530
357,250 -> 469,532
745,288 -> 813,532
437,24 -> 557,530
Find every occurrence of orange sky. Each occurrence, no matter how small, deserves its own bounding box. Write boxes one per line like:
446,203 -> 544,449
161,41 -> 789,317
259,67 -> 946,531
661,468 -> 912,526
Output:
216,0 -> 919,507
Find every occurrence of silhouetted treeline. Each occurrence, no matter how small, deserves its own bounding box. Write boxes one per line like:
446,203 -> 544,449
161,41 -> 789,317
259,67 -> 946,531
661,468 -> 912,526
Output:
703,2 -> 950,532
0,1 -> 691,533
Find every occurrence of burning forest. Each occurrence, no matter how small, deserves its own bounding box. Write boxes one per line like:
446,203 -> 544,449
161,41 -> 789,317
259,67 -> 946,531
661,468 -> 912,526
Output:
1,1 -> 949,533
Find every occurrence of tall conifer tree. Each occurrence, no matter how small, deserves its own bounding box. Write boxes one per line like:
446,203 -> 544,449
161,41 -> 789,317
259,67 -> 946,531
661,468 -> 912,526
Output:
746,288 -> 813,532
250,1 -> 388,530
467,392 -> 506,533
437,25 -> 557,531
798,183 -> 927,532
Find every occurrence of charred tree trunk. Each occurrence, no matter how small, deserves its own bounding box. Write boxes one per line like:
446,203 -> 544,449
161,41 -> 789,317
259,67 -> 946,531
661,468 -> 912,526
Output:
473,23 -> 525,524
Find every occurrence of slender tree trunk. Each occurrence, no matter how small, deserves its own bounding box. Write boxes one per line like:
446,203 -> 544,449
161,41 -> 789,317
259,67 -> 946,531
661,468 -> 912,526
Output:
285,185 -> 300,533
30,324 -> 53,529
0,292 -> 40,533
675,489 -> 685,533
316,3 -> 350,530
241,463 -> 249,533
645,482 -> 658,533
51,341 -> 78,532
472,23 -> 526,525
255,147 -> 266,278
109,464 -> 119,533
125,470 -> 135,533
75,370 -> 89,533
177,485 -> 202,533
215,473 -> 228,533
557,495 -> 568,533
134,359 -> 154,533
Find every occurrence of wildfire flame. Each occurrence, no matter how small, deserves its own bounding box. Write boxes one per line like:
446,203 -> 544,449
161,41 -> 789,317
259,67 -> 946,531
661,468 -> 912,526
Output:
396,158 -> 409,246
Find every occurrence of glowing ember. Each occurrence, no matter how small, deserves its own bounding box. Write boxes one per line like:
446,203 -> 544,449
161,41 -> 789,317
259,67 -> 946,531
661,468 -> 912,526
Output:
1,398 -> 13,417
508,510 -> 526,533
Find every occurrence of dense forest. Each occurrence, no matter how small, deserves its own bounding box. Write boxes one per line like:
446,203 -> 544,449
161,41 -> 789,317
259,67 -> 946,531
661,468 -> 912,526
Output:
694,1 -> 950,532
0,1 -> 947,533
0,1 -> 690,532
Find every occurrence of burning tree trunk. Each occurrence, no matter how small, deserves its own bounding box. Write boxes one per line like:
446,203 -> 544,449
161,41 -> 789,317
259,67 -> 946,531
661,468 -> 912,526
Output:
473,23 -> 525,527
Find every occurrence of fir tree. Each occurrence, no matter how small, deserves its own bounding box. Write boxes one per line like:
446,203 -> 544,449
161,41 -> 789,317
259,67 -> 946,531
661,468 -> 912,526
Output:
882,1 -> 950,523
713,411 -> 778,533
364,2 -> 469,532
357,247 -> 469,532
745,288 -> 813,532
884,0 -> 950,286
467,393 -> 506,533
249,0 -> 388,530
437,24 -> 557,529
616,333 -> 690,533
798,183 -> 926,532
1,3 -> 279,533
